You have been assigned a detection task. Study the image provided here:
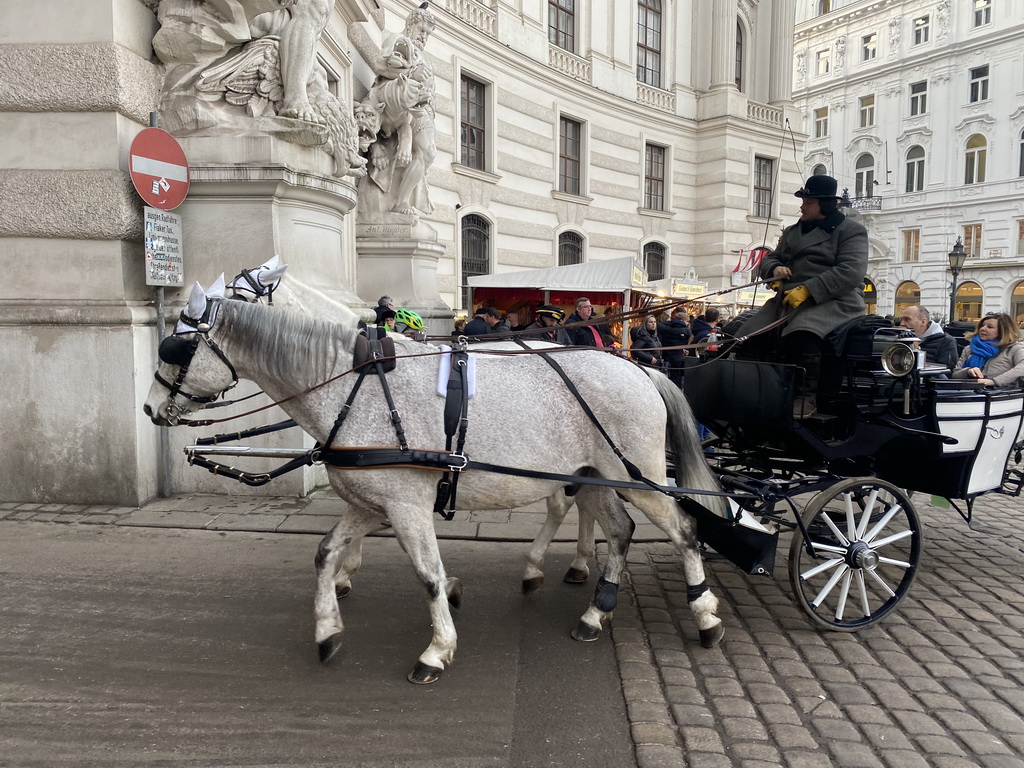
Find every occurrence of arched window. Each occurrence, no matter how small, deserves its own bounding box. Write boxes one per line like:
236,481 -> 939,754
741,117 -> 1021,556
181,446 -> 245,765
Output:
643,242 -> 666,281
855,154 -> 875,198
894,281 -> 921,316
558,231 -> 584,266
1011,281 -> 1024,327
461,214 -> 490,310
954,281 -> 983,323
862,277 -> 878,315
812,163 -> 829,176
965,134 -> 987,184
905,145 -> 925,193
735,22 -> 744,91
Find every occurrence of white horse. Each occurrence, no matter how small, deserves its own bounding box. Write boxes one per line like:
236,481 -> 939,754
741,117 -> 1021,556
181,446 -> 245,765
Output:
145,280 -> 726,684
226,258 -> 598,592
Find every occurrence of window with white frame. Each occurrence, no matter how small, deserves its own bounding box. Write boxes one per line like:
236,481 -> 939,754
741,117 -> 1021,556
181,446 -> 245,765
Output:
909,81 -> 927,116
548,0 -> 575,52
969,65 -> 990,103
637,0 -> 662,88
859,94 -> 875,128
815,49 -> 830,76
902,229 -> 920,263
643,143 -> 666,211
643,242 -> 666,281
905,145 -> 925,192
814,106 -> 829,138
861,33 -> 877,61
753,156 -> 774,218
461,215 -> 490,310
963,223 -> 982,257
965,134 -> 987,184
1017,220 -> 1024,256
558,231 -> 584,265
855,154 -> 875,198
913,15 -> 930,45
973,0 -> 991,28
559,116 -> 583,195
460,75 -> 487,171
735,22 -> 744,91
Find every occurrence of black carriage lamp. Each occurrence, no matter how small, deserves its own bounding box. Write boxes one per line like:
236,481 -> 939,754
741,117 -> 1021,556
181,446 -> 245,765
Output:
947,236 -> 968,323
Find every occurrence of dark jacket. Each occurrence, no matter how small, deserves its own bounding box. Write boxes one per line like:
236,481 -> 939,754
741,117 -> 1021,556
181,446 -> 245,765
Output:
489,320 -> 512,338
658,320 -> 690,363
918,322 -> 959,370
740,209 -> 869,340
565,312 -> 602,346
464,315 -> 489,336
689,318 -> 715,345
630,328 -> 662,366
522,321 -> 571,345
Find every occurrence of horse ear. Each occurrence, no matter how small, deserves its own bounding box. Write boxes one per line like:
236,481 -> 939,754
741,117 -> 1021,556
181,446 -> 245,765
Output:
263,255 -> 280,270
206,273 -> 226,298
186,281 -> 207,321
259,264 -> 288,287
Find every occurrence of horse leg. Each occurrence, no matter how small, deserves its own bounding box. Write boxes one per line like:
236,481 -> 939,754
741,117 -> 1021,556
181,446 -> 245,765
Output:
385,504 -> 458,685
313,508 -> 383,664
621,490 -> 724,648
570,486 -> 634,642
522,489 -> 588,593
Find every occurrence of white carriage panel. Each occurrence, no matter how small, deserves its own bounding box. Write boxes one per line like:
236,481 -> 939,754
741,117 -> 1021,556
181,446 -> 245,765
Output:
967,412 -> 1024,496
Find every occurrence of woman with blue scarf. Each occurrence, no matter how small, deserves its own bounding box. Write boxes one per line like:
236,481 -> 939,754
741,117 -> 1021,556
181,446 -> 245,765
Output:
951,313 -> 1024,386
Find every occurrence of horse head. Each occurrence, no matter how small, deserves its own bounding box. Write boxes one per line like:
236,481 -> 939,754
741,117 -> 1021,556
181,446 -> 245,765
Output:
225,256 -> 289,303
144,276 -> 240,426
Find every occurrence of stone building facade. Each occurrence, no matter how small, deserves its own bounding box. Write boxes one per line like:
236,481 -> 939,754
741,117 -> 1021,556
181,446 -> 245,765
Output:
793,0 -> 1024,322
0,0 -> 803,504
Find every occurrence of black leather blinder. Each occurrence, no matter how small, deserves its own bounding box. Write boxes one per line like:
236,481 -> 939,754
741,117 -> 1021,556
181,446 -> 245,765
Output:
159,334 -> 198,367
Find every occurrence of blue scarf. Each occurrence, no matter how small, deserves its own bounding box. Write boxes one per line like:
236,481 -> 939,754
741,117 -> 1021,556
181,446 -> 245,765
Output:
964,335 -> 1000,369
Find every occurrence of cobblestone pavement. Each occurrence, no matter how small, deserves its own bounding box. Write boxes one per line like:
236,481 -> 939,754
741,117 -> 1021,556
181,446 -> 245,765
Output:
616,491 -> 1024,768
4,488 -> 1024,767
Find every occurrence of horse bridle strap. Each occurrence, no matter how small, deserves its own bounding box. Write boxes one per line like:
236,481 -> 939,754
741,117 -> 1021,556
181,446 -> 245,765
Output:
154,299 -> 239,405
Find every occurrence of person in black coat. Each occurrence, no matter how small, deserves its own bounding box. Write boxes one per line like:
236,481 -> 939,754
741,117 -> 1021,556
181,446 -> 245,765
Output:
689,307 -> 720,345
899,305 -> 959,371
658,309 -> 690,386
565,297 -> 605,346
630,315 -> 663,368
463,307 -> 489,336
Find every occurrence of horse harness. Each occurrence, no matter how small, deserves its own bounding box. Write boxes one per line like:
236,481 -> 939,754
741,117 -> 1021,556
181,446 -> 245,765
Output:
154,300 -> 239,412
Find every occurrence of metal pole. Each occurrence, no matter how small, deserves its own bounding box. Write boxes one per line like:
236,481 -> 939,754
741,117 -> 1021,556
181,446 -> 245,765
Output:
948,269 -> 958,325
149,110 -> 172,498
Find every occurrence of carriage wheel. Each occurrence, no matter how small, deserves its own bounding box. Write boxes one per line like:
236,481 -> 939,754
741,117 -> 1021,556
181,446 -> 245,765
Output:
788,477 -> 922,631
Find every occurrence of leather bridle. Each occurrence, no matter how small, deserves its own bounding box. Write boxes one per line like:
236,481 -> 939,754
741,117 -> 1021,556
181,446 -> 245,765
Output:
153,298 -> 239,420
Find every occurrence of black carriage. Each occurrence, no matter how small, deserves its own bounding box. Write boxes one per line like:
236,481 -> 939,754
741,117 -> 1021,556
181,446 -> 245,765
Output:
683,317 -> 1024,631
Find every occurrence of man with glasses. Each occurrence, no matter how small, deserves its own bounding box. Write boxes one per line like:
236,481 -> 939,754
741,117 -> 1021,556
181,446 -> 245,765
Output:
565,297 -> 605,347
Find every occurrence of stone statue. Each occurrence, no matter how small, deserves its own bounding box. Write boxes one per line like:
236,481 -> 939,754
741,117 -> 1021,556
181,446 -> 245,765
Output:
353,3 -> 437,221
152,0 -> 365,178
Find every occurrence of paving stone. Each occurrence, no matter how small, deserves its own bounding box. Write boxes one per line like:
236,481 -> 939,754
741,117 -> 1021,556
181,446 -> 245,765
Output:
626,698 -> 673,725
631,722 -> 678,746
117,509 -> 216,529
785,750 -> 834,768
634,743 -> 686,768
680,726 -> 724,753
207,512 -> 287,531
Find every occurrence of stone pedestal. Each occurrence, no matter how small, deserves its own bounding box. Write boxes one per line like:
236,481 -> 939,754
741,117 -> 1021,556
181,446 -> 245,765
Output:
355,220 -> 450,334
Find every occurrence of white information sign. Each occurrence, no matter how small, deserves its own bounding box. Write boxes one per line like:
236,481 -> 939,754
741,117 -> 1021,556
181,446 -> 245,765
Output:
144,206 -> 184,286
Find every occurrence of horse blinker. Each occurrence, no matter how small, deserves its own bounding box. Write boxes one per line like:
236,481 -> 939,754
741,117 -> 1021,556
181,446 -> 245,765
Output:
159,335 -> 197,367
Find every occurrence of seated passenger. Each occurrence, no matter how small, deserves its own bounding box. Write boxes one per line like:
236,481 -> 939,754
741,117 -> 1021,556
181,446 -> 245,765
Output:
950,313 -> 1024,386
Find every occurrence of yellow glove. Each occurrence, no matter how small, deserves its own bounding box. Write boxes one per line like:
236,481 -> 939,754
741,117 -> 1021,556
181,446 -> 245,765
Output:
783,285 -> 811,309
769,280 -> 783,291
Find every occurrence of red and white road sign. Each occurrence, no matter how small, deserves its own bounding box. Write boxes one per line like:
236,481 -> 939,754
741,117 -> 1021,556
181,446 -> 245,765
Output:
129,128 -> 190,210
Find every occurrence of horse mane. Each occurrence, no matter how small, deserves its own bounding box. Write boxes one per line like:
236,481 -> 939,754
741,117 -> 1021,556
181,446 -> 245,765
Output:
217,298 -> 361,386
279,275 -> 373,326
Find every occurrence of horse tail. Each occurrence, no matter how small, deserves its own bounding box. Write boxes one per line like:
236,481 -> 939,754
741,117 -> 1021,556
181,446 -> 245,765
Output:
645,369 -> 727,518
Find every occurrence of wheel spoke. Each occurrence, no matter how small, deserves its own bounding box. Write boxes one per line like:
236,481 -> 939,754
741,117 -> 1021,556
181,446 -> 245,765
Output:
855,488 -> 880,540
821,510 -> 851,547
863,504 -> 902,543
806,542 -> 847,556
812,563 -> 850,608
871,529 -> 914,549
834,570 -> 853,620
865,565 -> 897,598
856,570 -> 870,615
876,555 -> 911,568
843,493 -> 857,541
801,556 -> 844,580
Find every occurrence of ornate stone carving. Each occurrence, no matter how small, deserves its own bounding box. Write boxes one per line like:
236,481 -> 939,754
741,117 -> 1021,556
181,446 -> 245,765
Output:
152,0 -> 365,178
351,4 -> 437,223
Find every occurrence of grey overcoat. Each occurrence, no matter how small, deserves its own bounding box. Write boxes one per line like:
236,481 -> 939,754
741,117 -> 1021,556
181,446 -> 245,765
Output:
740,210 -> 869,340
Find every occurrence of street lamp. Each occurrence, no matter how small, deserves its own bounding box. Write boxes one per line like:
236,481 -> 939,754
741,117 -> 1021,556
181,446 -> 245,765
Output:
947,237 -> 967,323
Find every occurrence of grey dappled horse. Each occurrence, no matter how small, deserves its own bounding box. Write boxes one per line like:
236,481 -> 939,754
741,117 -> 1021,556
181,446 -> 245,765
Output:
145,281 -> 726,684
226,258 -> 597,591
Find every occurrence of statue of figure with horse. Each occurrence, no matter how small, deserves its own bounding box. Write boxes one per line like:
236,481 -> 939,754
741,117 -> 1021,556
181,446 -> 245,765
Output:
144,278 -> 728,684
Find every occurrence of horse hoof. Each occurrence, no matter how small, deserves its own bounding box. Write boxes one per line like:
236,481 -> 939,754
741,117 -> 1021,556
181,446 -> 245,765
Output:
522,576 -> 544,594
318,633 -> 344,664
446,577 -> 463,610
571,620 -> 602,642
699,623 -> 725,649
563,567 -> 589,584
335,585 -> 351,600
408,661 -> 444,685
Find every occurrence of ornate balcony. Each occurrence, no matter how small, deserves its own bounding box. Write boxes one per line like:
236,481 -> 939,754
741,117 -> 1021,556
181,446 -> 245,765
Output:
548,45 -> 591,84
637,83 -> 675,113
443,0 -> 496,37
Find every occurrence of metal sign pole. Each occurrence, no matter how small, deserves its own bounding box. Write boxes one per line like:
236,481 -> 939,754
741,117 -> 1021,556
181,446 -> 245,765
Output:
149,110 -> 171,498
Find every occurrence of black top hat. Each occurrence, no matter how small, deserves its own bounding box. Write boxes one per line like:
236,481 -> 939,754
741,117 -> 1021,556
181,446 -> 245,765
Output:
794,175 -> 841,200
535,305 -> 565,321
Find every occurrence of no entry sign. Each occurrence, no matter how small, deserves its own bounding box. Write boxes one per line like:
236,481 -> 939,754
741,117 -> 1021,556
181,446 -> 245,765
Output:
129,128 -> 190,210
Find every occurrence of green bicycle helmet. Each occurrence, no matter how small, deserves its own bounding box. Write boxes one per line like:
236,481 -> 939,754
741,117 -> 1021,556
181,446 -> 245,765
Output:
393,308 -> 424,333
